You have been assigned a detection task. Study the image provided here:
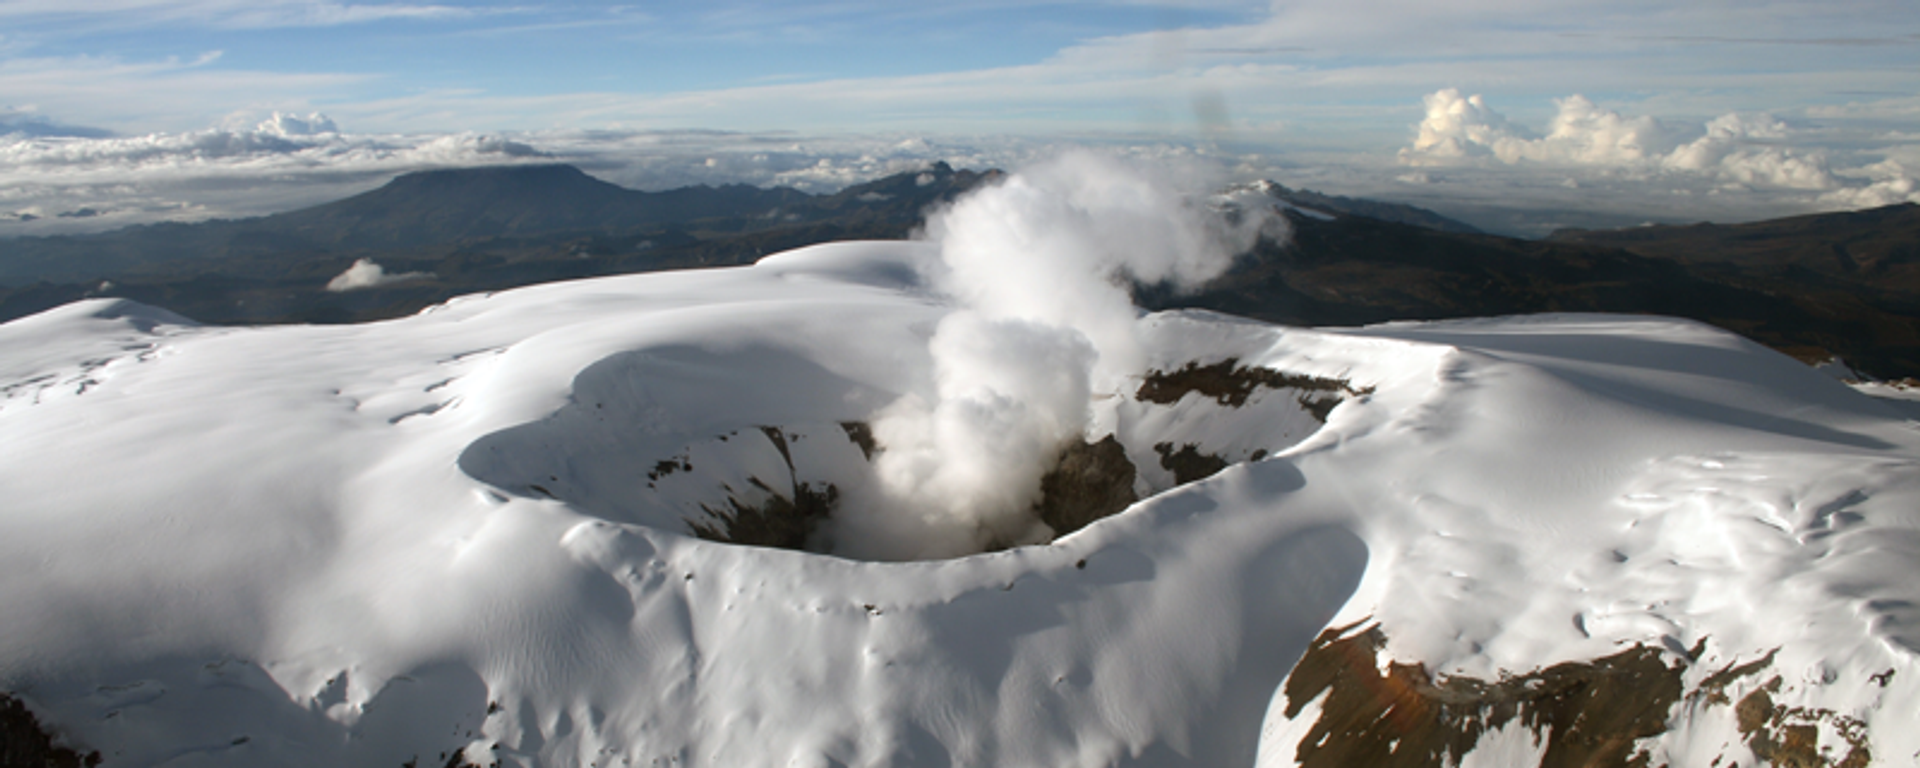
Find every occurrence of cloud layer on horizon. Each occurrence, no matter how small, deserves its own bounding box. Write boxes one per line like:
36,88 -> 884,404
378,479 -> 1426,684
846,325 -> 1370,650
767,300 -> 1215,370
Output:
1,88 -> 1916,240
0,0 -> 1910,144
1397,88 -> 1920,215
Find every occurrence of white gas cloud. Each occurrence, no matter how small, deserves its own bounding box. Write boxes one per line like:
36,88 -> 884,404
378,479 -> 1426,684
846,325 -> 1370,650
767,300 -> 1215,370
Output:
832,151 -> 1279,560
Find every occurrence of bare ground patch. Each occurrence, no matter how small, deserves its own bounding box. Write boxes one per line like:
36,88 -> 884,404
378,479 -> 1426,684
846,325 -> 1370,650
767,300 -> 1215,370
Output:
1137,357 -> 1370,421
1278,623 -> 1882,768
1,692 -> 100,768
1281,621 -> 1689,768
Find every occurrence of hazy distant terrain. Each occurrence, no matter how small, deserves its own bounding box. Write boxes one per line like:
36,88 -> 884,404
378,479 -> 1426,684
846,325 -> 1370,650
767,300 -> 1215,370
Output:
3,164 -> 1917,379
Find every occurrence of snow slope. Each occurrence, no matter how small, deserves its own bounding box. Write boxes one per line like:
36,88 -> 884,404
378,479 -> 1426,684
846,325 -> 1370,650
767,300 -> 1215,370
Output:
1,241 -> 1916,766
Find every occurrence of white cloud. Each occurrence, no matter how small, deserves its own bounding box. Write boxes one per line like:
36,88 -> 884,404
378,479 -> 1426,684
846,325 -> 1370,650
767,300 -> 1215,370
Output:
1403,90 -> 1683,168
1819,159 -> 1920,208
1527,95 -> 1681,166
0,0 -> 1908,152
325,258 -> 429,291
255,111 -> 336,137
0,117 -> 577,235
1395,89 -> 1902,197
0,88 -> 1911,243
1400,88 -> 1532,163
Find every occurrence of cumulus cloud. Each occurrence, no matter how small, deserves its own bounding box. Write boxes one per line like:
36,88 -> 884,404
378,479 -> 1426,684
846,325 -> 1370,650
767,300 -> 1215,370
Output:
325,258 -> 430,291
256,111 -> 337,137
1661,113 -> 1836,190
1820,159 -> 1920,208
1399,88 -> 1917,207
832,151 -> 1278,560
1,98 -> 1909,244
1401,89 -> 1536,163
1402,89 -> 1682,167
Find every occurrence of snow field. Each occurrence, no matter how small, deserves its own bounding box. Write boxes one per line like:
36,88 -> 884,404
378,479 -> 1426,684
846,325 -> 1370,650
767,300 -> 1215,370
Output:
0,242 -> 1915,765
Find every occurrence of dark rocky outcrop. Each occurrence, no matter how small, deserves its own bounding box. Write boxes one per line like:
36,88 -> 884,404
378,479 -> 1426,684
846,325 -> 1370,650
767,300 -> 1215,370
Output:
688,481 -> 839,552
1153,442 -> 1230,485
1137,358 -> 1365,421
1281,621 -> 1689,768
1,693 -> 100,768
1034,435 -> 1140,539
1278,622 -> 1880,768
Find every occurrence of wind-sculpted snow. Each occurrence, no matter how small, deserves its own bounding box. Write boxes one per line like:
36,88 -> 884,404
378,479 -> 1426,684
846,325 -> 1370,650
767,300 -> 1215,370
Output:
0,242 -> 1917,766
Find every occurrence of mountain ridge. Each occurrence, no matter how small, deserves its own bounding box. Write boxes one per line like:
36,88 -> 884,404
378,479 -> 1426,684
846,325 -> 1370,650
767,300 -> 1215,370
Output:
0,162 -> 1445,287
269,164 -> 815,248
3,164 -> 1917,378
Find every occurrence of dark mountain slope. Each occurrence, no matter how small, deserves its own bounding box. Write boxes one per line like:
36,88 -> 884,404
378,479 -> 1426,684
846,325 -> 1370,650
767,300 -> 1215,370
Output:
0,162 -> 996,325
4,166 -> 1916,379
0,163 -> 999,287
1550,203 -> 1920,300
267,164 -> 811,249
1258,181 -> 1482,234
0,165 -> 814,283
1160,207 -> 1920,378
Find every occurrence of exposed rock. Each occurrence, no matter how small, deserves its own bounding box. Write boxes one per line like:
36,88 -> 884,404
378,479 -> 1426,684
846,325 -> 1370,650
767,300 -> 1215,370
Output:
688,481 -> 838,552
683,425 -> 837,551
1281,621 -> 1688,768
1733,676 -> 1872,768
838,421 -> 876,461
1035,435 -> 1139,538
399,752 -> 484,768
1,692 -> 100,768
1137,357 -> 1369,421
646,454 -> 692,482
1153,442 -> 1230,485
1279,623 -> 1884,768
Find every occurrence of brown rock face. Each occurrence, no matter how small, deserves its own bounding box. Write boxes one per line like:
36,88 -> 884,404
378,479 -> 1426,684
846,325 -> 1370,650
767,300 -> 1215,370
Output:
1281,621 -> 1688,768
1035,435 -> 1139,539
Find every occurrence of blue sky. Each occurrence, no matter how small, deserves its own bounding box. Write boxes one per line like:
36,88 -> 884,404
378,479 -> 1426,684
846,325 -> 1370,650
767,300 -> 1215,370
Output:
0,1 -> 1264,133
3,0 -> 1909,138
0,0 -> 1916,235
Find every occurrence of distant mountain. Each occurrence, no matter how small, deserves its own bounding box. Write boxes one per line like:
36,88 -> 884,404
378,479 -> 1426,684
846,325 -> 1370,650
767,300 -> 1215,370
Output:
0,164 -> 816,284
1549,203 -> 1920,292
266,164 -> 812,249
1537,203 -> 1920,376
1251,180 -> 1482,234
1161,202 -> 1920,379
4,165 -> 1917,379
0,162 -> 997,324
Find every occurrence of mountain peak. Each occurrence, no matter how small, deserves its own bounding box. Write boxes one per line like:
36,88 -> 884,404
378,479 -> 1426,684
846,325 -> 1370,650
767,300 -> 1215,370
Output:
374,163 -> 612,194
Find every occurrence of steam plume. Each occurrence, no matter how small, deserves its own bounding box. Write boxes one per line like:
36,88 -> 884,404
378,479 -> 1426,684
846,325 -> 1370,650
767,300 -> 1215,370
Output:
832,151 -> 1280,560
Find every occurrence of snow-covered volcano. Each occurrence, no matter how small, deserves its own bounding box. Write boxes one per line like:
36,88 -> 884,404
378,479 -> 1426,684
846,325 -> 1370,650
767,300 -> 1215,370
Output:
2,237 -> 1917,767
4,145 -> 1919,767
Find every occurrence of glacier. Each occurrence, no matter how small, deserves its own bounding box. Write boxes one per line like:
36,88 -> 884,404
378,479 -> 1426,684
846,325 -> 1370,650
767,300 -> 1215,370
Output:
1,240 -> 1916,766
